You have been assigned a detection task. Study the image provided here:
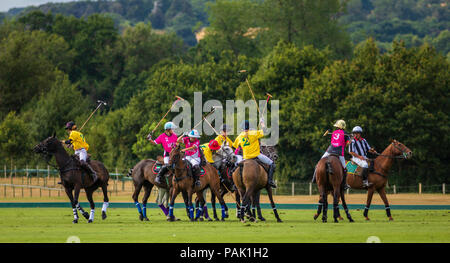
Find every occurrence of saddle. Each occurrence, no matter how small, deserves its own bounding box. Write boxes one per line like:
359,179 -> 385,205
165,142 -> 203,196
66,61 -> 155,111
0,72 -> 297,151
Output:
345,160 -> 362,176
185,161 -> 206,177
240,158 -> 270,174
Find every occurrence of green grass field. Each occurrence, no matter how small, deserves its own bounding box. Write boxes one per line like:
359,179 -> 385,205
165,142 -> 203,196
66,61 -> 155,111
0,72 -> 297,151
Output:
0,208 -> 448,243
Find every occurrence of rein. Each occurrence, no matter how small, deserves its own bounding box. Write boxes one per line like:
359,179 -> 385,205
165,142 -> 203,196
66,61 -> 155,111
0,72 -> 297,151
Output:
372,143 -> 409,159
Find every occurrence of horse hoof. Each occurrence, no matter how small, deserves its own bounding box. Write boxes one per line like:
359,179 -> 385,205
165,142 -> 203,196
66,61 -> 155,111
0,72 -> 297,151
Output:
73,219 -> 78,224
322,219 -> 327,223
334,219 -> 339,223
102,212 -> 107,220
365,217 -> 370,221
339,216 -> 344,221
221,218 -> 225,221
389,217 -> 394,221
83,212 -> 89,219
167,216 -> 175,222
314,214 -> 319,220
349,218 -> 355,223
88,219 -> 93,223
249,217 -> 256,222
277,219 -> 283,223
143,217 -> 149,221
199,217 -> 204,222
214,217 -> 220,221
259,217 -> 266,222
207,217 -> 213,222
139,214 -> 143,221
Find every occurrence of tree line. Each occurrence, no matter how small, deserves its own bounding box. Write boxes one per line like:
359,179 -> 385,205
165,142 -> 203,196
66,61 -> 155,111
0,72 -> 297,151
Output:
0,1 -> 448,187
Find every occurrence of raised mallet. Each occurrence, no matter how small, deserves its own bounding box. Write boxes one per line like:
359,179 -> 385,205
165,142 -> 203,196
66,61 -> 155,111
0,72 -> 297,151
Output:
148,96 -> 184,138
79,100 -> 107,132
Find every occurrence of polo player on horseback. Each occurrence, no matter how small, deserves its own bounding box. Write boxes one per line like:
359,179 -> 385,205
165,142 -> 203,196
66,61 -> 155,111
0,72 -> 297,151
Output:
63,121 -> 97,182
232,119 -> 277,188
147,121 -> 177,215
348,126 -> 377,188
178,129 -> 202,187
312,120 -> 350,189
149,122 -> 178,185
215,124 -> 234,147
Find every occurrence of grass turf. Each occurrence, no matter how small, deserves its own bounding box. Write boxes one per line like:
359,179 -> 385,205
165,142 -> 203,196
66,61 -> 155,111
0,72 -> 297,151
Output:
0,208 -> 448,243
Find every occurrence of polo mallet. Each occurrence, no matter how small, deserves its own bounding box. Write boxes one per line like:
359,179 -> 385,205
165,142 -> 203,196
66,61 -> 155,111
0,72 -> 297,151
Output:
323,130 -> 330,137
203,117 -> 220,136
192,106 -> 222,130
239,70 -> 261,117
261,93 -> 273,116
148,96 -> 184,139
79,100 -> 107,132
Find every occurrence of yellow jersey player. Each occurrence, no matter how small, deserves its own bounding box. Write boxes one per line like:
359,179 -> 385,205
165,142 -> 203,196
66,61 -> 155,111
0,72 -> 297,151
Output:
63,121 -> 97,182
233,120 -> 276,188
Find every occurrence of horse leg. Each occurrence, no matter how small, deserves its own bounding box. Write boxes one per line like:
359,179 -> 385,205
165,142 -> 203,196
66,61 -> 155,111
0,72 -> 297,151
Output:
266,186 -> 282,222
211,191 -> 219,221
86,189 -> 95,223
250,193 -> 257,222
221,191 -> 229,218
332,187 -> 341,223
64,187 -> 78,223
235,191 -> 241,219
101,184 -> 109,220
168,187 -> 180,221
378,187 -> 393,221
340,189 -> 354,222
256,191 -> 265,221
132,182 -> 144,221
314,186 -> 324,220
141,182 -> 152,221
322,191 -> 328,223
187,190 -> 194,221
195,191 -> 206,221
182,191 -> 190,219
73,185 -> 88,220
364,187 -> 375,220
210,183 -> 227,221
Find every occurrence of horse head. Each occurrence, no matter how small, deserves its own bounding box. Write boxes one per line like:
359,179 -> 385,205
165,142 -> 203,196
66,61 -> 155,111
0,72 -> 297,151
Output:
33,133 -> 60,156
169,143 -> 184,170
390,139 -> 413,159
215,145 -> 236,167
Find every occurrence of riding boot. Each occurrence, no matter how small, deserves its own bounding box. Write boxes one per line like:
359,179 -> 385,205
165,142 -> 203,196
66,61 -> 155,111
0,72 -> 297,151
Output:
267,163 -> 277,188
81,160 -> 98,182
342,168 -> 350,190
361,168 -> 370,187
155,165 -> 169,185
192,165 -> 201,187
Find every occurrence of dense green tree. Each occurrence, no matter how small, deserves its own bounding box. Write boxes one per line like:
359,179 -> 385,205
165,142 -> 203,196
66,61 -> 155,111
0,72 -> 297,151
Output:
0,112 -> 32,165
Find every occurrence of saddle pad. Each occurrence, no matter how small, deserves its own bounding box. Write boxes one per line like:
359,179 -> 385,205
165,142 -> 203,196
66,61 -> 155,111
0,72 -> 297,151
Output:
346,161 -> 362,176
152,163 -> 162,174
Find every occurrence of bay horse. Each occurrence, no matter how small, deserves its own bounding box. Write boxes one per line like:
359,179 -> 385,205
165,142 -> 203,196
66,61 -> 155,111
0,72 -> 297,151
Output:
232,159 -> 282,223
34,134 -> 110,223
127,157 -> 173,221
167,144 -> 227,221
346,139 -> 412,220
313,155 -> 353,223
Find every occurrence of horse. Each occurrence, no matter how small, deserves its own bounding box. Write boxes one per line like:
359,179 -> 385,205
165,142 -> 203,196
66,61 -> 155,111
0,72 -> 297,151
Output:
167,144 -> 227,221
232,158 -> 282,223
127,157 -> 173,221
346,139 -> 412,221
33,134 -> 110,223
313,154 -> 353,223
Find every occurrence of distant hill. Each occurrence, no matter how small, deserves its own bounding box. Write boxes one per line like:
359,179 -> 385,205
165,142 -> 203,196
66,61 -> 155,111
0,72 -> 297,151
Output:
1,0 -> 449,55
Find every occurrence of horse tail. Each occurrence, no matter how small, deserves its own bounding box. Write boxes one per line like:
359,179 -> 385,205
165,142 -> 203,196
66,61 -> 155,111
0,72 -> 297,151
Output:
127,168 -> 133,177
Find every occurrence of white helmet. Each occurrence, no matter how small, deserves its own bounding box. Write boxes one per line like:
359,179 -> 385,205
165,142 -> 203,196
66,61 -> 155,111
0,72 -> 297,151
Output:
352,126 -> 363,133
188,129 -> 200,138
164,122 -> 177,130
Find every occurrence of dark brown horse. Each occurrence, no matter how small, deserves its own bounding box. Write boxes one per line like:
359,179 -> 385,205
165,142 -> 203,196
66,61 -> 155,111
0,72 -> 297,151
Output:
167,144 -> 227,221
127,157 -> 172,221
346,139 -> 412,220
34,135 -> 110,223
313,155 -> 353,223
232,159 -> 282,223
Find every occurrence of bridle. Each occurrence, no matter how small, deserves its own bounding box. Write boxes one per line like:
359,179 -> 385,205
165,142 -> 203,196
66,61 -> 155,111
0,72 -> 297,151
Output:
373,141 -> 412,160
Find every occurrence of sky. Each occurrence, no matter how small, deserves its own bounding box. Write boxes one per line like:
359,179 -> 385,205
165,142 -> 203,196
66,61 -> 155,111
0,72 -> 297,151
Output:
0,0 -> 81,12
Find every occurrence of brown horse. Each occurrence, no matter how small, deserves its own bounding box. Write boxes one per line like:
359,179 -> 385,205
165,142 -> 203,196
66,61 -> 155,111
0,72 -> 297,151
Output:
346,139 -> 412,220
34,134 -> 110,223
128,158 -> 172,221
232,159 -> 282,223
314,155 -> 353,223
167,144 -> 227,221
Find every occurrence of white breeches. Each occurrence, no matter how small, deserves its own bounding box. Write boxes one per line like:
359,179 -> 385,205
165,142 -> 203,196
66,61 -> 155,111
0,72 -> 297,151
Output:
255,153 -> 273,165
321,152 -> 345,168
185,155 -> 201,166
74,148 -> 87,162
351,156 -> 369,168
